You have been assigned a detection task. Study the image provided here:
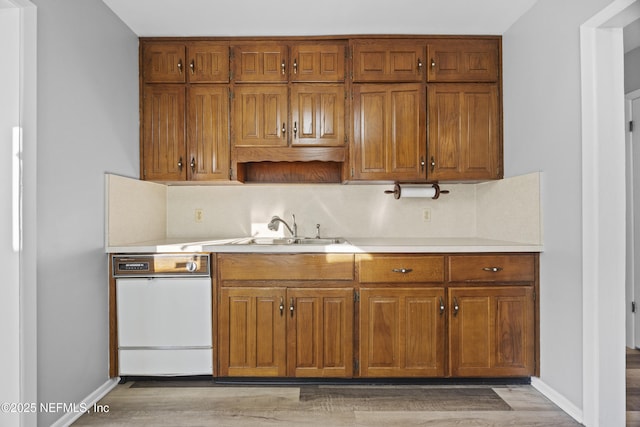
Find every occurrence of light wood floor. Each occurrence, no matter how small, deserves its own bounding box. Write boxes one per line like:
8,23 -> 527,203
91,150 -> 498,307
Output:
72,380 -> 582,426
627,347 -> 640,426
68,348 -> 640,426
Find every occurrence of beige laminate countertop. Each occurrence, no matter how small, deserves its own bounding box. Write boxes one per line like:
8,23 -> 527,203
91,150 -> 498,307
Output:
106,237 -> 543,254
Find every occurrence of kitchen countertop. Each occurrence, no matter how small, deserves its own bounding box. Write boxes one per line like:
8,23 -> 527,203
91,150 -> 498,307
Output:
106,237 -> 543,254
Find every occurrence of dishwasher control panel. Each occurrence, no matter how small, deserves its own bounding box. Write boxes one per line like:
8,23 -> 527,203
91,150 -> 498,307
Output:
112,254 -> 210,277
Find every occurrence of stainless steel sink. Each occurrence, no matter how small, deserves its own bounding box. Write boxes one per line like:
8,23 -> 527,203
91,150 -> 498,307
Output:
233,237 -> 348,245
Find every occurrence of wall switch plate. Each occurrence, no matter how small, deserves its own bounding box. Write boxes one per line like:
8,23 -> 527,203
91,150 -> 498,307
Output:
194,208 -> 204,223
423,208 -> 431,222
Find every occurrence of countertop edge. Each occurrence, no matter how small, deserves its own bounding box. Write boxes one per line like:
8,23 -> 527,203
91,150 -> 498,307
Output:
106,238 -> 543,254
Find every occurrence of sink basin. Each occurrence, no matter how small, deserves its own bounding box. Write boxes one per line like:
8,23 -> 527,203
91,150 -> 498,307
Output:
233,237 -> 348,245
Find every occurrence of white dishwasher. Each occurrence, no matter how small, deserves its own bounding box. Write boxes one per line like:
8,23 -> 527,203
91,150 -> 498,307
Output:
113,254 -> 212,377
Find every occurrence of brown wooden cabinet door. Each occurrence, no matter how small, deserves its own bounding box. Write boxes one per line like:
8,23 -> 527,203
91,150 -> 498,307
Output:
187,85 -> 230,181
448,286 -> 534,377
359,288 -> 445,377
232,43 -> 288,83
290,84 -> 345,147
232,85 -> 288,147
142,42 -> 186,83
218,287 -> 287,377
187,42 -> 230,83
427,39 -> 499,82
427,83 -> 501,181
352,40 -> 425,82
287,288 -> 354,378
290,42 -> 346,82
353,83 -> 426,180
142,84 -> 186,181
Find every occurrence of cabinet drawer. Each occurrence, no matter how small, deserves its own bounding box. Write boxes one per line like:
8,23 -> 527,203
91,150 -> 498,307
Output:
448,254 -> 535,283
218,254 -> 354,281
358,255 -> 444,283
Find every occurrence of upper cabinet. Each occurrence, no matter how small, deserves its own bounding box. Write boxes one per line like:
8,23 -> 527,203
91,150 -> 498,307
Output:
232,43 -> 288,83
139,36 -> 502,184
427,83 -> 501,181
427,39 -> 499,82
140,40 -> 231,182
142,41 -> 230,83
352,83 -> 426,181
291,42 -> 346,82
352,40 -> 425,82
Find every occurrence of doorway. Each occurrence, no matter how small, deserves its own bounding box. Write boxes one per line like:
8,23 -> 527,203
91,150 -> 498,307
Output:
0,1 -> 37,426
581,0 -> 640,426
628,89 -> 640,348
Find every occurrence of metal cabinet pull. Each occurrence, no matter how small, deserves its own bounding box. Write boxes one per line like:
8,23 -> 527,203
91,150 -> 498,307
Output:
282,123 -> 286,136
279,297 -> 284,316
430,58 -> 436,69
177,59 -> 183,74
293,59 -> 298,74
453,297 -> 459,315
289,297 -> 294,317
294,121 -> 297,138
189,60 -> 195,74
418,58 -> 423,71
420,156 -> 425,172
430,156 -> 436,172
190,157 -> 196,172
439,296 -> 445,315
281,60 -> 286,75
392,268 -> 413,274
178,157 -> 183,171
482,267 -> 503,273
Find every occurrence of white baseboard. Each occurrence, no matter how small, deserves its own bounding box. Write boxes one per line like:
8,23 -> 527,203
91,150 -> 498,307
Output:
49,377 -> 119,427
531,377 -> 583,424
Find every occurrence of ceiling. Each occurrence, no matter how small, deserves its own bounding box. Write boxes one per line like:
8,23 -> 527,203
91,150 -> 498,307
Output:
101,0 -> 539,37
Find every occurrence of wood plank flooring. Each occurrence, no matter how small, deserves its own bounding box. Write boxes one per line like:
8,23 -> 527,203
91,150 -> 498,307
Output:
72,381 -> 581,426
628,348 -> 640,426
68,347 -> 640,426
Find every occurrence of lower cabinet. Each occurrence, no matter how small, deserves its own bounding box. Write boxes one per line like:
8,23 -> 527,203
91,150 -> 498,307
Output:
448,286 -> 535,377
218,286 -> 354,377
359,288 -> 445,377
217,253 -> 355,378
215,252 -> 538,379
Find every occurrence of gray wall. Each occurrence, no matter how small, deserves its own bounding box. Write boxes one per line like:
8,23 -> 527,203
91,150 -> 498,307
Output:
502,0 -> 614,411
32,0 -> 138,425
627,46 -> 640,93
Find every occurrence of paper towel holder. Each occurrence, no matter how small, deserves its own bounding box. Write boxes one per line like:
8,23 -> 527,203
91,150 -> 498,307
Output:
384,182 -> 450,200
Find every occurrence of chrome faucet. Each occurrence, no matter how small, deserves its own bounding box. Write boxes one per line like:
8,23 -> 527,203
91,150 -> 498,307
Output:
268,214 -> 297,237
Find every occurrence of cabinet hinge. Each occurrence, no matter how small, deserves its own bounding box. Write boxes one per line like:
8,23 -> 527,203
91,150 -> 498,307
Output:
229,168 -> 233,180
633,301 -> 637,313
229,89 -> 234,100
353,359 -> 359,373
631,120 -> 635,133
229,70 -> 234,81
344,135 -> 348,143
351,167 -> 355,177
354,290 -> 359,303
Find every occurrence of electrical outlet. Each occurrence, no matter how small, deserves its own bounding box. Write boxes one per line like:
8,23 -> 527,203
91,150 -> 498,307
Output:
194,209 -> 204,223
423,208 -> 431,222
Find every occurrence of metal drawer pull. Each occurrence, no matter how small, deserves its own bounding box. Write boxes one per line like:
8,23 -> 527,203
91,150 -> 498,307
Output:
279,297 -> 284,316
439,296 -> 445,315
453,297 -> 459,315
392,268 -> 413,274
289,297 -> 294,317
482,267 -> 503,272
177,59 -> 183,74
